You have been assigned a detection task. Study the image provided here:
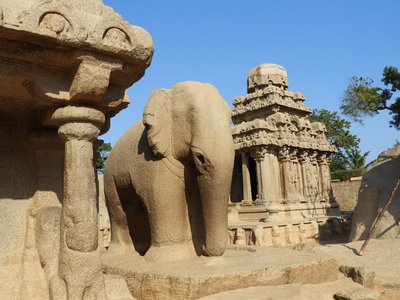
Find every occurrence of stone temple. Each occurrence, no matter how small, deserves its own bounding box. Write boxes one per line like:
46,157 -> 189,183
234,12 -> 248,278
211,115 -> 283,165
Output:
228,64 -> 341,247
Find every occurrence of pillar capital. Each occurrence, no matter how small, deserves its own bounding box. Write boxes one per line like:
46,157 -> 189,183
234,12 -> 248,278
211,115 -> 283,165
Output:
278,146 -> 290,162
309,150 -> 318,164
289,148 -> 299,162
317,152 -> 328,164
52,106 -> 105,141
253,147 -> 268,161
298,150 -> 309,164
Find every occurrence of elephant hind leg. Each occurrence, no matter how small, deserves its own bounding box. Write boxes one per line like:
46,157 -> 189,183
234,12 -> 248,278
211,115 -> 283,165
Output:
104,174 -> 138,256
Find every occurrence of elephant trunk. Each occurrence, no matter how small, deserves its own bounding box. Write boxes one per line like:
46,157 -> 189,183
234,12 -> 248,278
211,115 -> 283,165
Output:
193,145 -> 234,257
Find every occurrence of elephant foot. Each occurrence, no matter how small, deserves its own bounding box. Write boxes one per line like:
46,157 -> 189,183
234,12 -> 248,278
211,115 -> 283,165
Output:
144,243 -> 196,262
106,242 -> 140,257
49,274 -> 67,300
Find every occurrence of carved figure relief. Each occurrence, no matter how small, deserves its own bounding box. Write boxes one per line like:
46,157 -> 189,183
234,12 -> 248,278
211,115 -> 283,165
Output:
285,224 -> 297,245
271,225 -> 281,246
39,12 -> 71,35
235,228 -> 246,245
318,153 -> 330,199
298,223 -> 308,243
287,149 -> 300,200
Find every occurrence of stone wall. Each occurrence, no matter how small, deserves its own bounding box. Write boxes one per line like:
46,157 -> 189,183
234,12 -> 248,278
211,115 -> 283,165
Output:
331,178 -> 361,211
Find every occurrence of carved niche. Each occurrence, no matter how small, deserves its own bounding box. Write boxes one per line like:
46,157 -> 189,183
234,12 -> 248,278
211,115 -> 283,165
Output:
39,12 -> 72,36
103,27 -> 131,50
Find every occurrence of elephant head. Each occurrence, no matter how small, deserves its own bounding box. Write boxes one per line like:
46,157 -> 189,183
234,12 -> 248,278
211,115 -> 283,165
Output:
142,81 -> 234,256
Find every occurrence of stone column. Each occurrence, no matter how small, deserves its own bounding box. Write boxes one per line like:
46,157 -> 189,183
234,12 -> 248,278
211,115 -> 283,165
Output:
263,147 -> 282,202
288,148 -> 301,201
50,106 -> 107,299
325,154 -> 333,198
278,146 -> 291,202
294,151 -> 304,202
241,152 -> 253,204
298,150 -> 309,201
309,151 -> 319,201
318,153 -> 332,200
254,148 -> 267,203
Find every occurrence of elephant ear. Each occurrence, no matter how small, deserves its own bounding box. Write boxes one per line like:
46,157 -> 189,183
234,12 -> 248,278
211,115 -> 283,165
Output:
143,88 -> 172,158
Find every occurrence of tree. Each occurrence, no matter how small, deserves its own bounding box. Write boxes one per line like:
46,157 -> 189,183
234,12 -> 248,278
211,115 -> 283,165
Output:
341,66 -> 400,129
96,142 -> 112,173
345,148 -> 370,170
309,109 -> 368,171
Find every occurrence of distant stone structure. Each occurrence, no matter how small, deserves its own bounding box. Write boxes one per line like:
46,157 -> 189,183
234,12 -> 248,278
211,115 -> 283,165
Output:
0,0 -> 153,298
229,64 -> 341,246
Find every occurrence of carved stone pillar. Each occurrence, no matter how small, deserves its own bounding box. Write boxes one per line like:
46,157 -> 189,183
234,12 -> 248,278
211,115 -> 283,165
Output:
241,152 -> 253,204
254,148 -> 267,203
263,146 -> 281,202
294,150 -> 305,202
298,150 -> 309,201
326,155 -> 333,198
289,148 -> 301,201
318,153 -> 332,200
278,146 -> 291,202
309,151 -> 319,201
50,106 -> 107,299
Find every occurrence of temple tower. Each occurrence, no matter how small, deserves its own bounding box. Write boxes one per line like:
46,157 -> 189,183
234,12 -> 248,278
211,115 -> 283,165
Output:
229,64 -> 341,246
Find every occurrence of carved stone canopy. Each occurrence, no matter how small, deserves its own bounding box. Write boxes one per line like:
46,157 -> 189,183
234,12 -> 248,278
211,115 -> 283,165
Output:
0,0 -> 154,133
0,2 -> 154,298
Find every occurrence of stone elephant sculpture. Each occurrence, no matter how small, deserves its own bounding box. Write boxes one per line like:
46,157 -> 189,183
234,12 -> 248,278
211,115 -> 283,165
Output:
104,81 -> 234,262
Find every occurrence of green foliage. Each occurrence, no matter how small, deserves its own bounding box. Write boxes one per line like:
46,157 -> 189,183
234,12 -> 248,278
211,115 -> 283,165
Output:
341,66 -> 400,129
341,76 -> 383,123
345,148 -> 370,170
96,142 -> 112,173
331,169 -> 366,181
310,109 -> 369,172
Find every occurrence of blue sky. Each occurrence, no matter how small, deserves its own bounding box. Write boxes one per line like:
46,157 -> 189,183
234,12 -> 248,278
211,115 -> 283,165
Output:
102,1 -> 399,162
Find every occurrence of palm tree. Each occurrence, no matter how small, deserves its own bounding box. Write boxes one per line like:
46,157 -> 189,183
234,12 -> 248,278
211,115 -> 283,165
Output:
345,148 -> 370,169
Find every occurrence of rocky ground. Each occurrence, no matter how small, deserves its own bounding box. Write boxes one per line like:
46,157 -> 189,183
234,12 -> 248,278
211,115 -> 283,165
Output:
103,239 -> 400,299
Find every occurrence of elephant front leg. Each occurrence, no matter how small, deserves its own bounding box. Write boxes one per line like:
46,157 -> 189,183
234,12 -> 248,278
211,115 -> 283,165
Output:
104,174 -> 140,257
144,182 -> 196,262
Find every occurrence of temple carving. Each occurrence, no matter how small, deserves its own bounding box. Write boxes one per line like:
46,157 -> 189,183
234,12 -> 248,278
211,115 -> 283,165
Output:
229,64 -> 341,246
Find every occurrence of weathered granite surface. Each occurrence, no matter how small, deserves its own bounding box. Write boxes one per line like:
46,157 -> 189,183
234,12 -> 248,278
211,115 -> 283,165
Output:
103,239 -> 400,299
350,145 -> 400,241
0,0 -> 153,298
